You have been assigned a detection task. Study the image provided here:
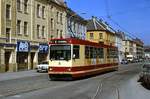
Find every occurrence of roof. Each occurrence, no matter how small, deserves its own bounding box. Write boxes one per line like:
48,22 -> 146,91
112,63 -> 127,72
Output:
50,0 -> 67,8
87,17 -> 115,34
87,17 -> 106,31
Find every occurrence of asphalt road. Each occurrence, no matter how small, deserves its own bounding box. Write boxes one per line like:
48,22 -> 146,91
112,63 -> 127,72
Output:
1,63 -> 150,99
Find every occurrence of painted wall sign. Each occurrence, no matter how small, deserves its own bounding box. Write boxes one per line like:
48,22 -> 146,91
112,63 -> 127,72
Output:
17,41 -> 30,52
39,44 -> 49,53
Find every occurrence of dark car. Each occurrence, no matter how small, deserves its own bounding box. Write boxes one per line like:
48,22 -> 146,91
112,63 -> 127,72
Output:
138,62 -> 150,89
121,59 -> 128,64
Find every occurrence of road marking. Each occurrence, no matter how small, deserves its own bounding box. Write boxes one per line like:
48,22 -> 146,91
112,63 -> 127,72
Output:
91,83 -> 103,99
116,88 -> 120,99
12,95 -> 21,98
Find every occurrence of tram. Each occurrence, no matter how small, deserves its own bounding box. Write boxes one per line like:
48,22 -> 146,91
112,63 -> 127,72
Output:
48,38 -> 118,80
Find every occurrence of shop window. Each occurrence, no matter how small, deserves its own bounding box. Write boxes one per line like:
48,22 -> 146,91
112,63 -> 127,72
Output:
73,45 -> 80,59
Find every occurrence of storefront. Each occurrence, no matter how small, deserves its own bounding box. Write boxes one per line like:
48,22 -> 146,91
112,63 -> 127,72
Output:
17,41 -> 30,71
38,44 -> 49,63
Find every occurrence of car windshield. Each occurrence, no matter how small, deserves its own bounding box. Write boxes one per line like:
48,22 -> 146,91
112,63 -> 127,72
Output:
50,45 -> 71,60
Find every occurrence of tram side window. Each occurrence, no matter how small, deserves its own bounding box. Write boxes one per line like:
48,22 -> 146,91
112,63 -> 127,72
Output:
90,47 -> 94,58
107,48 -> 117,58
98,48 -> 104,58
107,48 -> 111,58
73,45 -> 80,59
85,46 -> 90,58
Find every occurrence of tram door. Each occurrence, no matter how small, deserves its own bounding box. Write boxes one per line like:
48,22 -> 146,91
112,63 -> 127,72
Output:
5,52 -> 11,72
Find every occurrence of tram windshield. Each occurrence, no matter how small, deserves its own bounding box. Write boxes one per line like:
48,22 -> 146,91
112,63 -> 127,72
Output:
50,45 -> 71,61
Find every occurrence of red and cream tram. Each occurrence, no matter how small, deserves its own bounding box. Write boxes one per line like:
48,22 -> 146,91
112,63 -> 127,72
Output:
48,38 -> 118,80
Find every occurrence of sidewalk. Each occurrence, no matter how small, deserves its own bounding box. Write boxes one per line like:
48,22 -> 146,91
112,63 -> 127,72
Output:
0,70 -> 46,81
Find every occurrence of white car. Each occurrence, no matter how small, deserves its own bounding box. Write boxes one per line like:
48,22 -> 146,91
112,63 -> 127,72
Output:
37,61 -> 49,72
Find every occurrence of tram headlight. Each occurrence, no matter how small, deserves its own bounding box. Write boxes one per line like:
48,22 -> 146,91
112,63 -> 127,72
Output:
68,68 -> 71,71
49,68 -> 53,71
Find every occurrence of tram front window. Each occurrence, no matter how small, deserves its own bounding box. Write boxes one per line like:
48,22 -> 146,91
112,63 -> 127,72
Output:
50,45 -> 71,60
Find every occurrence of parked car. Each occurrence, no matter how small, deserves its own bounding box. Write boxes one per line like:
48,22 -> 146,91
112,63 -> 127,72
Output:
138,61 -> 150,89
36,61 -> 49,72
121,59 -> 128,64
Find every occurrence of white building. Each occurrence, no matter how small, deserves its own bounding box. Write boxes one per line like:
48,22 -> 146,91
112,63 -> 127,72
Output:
115,32 -> 125,63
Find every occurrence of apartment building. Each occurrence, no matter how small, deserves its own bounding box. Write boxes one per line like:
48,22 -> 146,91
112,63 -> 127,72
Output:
66,8 -> 87,39
123,39 -> 137,58
0,0 -> 67,72
133,38 -> 144,59
48,0 -> 67,39
115,31 -> 125,63
86,17 -> 117,64
86,17 -> 116,46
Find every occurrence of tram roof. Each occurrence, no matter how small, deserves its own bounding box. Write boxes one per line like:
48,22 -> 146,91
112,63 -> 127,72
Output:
49,38 -> 117,48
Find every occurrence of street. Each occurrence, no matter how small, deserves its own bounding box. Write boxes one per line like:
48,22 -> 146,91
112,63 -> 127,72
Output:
0,63 -> 150,99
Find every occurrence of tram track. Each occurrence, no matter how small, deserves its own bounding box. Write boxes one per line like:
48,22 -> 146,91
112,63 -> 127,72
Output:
91,63 -> 142,99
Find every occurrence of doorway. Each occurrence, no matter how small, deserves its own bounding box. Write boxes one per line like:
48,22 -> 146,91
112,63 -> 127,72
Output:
5,52 -> 11,72
31,52 -> 35,69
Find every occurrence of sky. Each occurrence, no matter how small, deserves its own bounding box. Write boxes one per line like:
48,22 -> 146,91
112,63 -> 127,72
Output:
65,0 -> 150,45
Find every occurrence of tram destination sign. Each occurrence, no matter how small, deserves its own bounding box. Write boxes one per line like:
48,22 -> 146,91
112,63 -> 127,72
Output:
17,41 -> 30,52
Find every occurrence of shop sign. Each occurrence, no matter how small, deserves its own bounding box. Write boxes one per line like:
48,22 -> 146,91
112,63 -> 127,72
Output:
17,41 -> 30,52
39,44 -> 49,53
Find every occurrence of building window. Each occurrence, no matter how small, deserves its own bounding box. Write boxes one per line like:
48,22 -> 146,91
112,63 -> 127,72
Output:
51,18 -> 54,30
60,13 -> 63,24
17,0 -> 21,11
24,21 -> 28,35
42,26 -> 45,38
17,20 -> 21,34
42,6 -> 45,18
57,29 -> 59,38
73,45 -> 80,59
90,33 -> 94,39
24,0 -> 28,13
60,30 -> 63,38
37,4 -> 40,17
6,28 -> 11,42
56,12 -> 59,23
99,33 -> 103,39
37,25 -> 40,38
6,4 -> 11,20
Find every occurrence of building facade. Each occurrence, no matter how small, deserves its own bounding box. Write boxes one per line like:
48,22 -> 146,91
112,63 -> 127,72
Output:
115,31 -> 124,63
86,17 -> 116,64
0,0 -> 67,72
86,17 -> 116,46
133,38 -> 144,59
123,39 -> 137,58
66,8 -> 87,39
48,0 -> 67,39
144,46 -> 150,59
